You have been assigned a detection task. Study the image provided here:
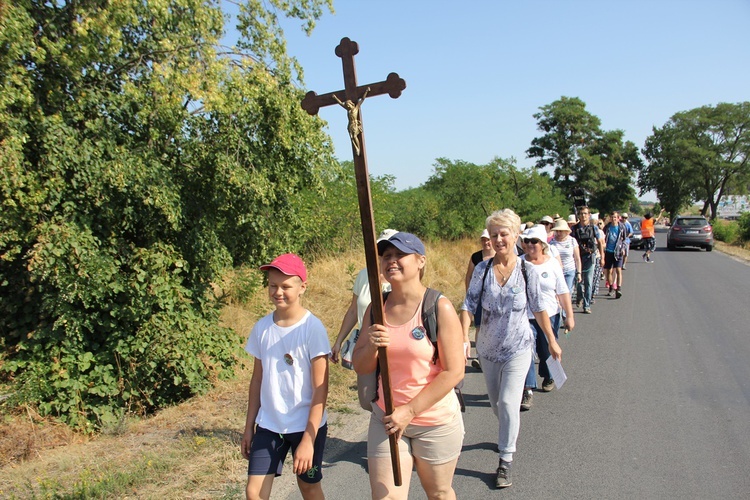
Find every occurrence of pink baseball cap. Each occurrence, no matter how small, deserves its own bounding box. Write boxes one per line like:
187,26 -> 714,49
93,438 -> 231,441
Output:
259,253 -> 308,281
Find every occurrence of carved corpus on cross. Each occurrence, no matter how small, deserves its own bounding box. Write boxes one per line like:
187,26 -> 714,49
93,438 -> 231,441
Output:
301,37 -> 406,486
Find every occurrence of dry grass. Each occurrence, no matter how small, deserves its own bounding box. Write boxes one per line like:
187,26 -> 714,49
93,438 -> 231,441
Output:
0,238 -> 476,498
715,240 -> 750,262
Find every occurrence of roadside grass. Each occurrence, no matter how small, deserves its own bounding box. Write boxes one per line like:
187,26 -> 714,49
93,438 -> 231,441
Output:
0,238 -> 474,498
715,240 -> 750,262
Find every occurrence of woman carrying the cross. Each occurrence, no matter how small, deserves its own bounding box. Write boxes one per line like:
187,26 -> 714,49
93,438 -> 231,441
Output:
353,232 -> 465,500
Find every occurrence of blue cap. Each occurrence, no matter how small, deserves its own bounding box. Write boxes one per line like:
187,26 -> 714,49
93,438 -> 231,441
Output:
377,232 -> 426,256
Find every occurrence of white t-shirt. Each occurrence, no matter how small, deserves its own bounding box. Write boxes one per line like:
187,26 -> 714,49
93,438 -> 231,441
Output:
550,236 -> 578,273
245,310 -> 330,433
352,268 -> 391,328
547,243 -> 560,261
523,256 -> 569,318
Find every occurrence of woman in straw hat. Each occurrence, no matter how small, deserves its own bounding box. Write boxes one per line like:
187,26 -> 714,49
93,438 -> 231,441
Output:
550,218 -> 582,297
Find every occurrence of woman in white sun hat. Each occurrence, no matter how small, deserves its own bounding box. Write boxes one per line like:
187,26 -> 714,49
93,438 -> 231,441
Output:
520,224 -> 573,398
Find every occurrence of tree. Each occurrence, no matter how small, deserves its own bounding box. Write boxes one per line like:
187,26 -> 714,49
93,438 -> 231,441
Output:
295,161 -> 396,255
582,130 -> 641,214
640,124 -> 697,217
0,0 -> 335,429
527,97 -> 641,212
640,102 -> 750,219
393,157 -> 568,240
527,97 -> 601,195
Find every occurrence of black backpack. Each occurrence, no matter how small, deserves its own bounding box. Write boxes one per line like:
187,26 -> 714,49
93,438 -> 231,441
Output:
574,223 -> 598,255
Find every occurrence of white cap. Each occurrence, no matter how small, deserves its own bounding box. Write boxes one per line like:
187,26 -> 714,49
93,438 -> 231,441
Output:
481,229 -> 490,239
377,229 -> 398,242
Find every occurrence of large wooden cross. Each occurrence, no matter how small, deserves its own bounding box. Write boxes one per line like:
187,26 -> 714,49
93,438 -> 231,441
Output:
301,37 -> 406,486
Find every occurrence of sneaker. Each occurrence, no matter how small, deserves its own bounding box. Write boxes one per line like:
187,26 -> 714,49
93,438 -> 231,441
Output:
607,287 -> 613,297
642,253 -> 647,262
583,307 -> 592,314
495,460 -> 512,488
520,389 -> 533,411
615,288 -> 622,299
542,378 -> 555,392
471,359 -> 482,372
576,299 -> 582,308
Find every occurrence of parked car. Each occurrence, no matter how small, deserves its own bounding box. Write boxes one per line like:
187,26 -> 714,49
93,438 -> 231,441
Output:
666,216 -> 714,251
627,216 -> 644,249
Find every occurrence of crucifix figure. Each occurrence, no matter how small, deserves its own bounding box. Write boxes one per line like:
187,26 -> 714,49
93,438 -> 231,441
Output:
301,37 -> 406,486
332,86 -> 370,156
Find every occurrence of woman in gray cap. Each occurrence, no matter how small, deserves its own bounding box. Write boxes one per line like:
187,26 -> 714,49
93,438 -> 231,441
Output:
354,232 -> 465,499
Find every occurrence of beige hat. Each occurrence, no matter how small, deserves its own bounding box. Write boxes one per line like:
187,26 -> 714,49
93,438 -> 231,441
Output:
622,212 -> 629,219
567,214 -> 578,223
552,219 -> 571,232
539,215 -> 554,225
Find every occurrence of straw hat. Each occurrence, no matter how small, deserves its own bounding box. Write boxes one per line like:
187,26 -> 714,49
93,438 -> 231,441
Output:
539,215 -> 554,225
552,219 -> 571,232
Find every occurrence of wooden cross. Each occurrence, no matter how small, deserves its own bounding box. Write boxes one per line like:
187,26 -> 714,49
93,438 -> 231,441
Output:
301,37 -> 406,486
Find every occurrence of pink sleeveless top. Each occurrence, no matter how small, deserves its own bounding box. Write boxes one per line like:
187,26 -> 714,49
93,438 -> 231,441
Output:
375,300 -> 459,425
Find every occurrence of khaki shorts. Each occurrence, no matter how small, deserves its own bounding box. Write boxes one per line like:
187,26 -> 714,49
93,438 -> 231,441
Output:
367,403 -> 464,465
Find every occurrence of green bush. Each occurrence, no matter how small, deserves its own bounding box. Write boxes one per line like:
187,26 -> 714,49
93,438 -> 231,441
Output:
1,220 -> 241,430
738,212 -> 750,242
711,219 -> 740,244
0,0 -> 335,430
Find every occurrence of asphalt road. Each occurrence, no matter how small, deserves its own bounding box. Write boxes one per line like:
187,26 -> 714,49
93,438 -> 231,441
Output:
271,233 -> 750,499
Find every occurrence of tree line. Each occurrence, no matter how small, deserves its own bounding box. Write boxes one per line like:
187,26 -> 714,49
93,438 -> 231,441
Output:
1,1 -> 747,429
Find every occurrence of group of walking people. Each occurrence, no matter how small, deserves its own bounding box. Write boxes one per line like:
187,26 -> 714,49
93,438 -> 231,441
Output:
239,205 -> 649,499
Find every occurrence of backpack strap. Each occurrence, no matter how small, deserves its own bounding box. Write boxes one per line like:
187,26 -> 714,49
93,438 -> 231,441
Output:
520,258 -> 531,303
421,287 -> 465,411
421,287 -> 442,364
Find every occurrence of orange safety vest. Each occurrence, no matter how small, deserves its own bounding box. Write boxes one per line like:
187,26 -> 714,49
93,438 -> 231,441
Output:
641,218 -> 655,238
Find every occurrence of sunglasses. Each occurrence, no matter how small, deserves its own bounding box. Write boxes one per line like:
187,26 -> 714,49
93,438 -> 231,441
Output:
522,238 -> 541,245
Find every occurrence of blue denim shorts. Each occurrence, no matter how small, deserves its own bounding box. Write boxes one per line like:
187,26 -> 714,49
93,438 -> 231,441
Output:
247,424 -> 327,483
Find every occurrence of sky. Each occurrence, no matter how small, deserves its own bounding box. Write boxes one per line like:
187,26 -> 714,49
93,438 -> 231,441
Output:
225,0 -> 750,200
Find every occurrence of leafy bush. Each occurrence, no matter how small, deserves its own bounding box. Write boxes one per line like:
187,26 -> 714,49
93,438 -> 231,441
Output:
394,157 -> 569,240
738,212 -> 750,242
711,219 -> 740,244
0,0 -> 335,429
296,164 -> 396,256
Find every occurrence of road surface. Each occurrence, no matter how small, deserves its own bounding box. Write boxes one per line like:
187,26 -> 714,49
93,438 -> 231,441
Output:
272,234 -> 750,499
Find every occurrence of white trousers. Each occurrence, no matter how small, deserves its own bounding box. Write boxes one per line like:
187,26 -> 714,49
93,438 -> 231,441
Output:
480,348 -> 532,462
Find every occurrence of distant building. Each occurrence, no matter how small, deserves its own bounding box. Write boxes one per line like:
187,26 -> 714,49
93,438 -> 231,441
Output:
717,195 -> 749,219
